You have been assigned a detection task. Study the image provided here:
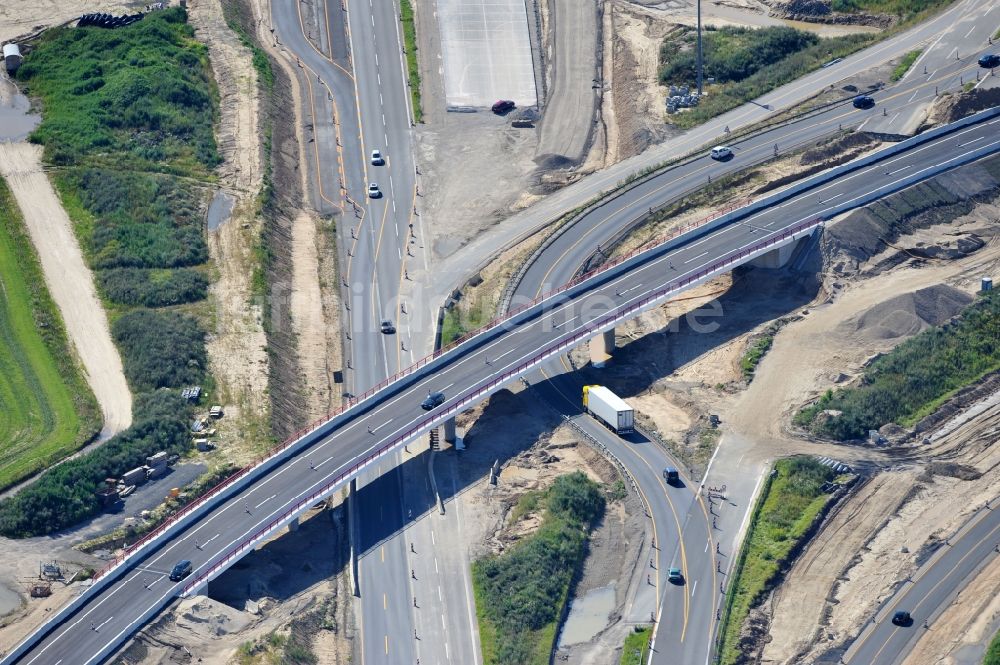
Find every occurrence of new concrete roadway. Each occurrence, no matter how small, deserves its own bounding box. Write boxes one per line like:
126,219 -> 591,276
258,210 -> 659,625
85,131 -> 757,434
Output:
844,501 -> 1000,665
6,108 -> 998,665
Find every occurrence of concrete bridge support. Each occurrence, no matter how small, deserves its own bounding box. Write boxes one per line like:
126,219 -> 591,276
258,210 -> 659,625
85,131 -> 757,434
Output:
750,238 -> 797,269
590,329 -> 615,367
287,516 -> 299,531
442,417 -> 457,443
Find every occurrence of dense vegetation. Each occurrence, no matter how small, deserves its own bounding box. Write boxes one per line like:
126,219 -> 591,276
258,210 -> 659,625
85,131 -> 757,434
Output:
0,391 -> 192,537
796,291 -> 999,440
113,310 -> 207,391
985,629 -> 1000,665
620,626 -> 652,665
660,27 -> 876,128
0,178 -> 101,491
891,49 -> 922,82
830,0 -> 951,21
717,458 -> 838,665
473,472 -> 606,665
0,8 -> 219,535
98,267 -> 208,307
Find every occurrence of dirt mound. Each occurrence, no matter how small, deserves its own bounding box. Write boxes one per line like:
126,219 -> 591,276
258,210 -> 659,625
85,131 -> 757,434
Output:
924,87 -> 1000,128
841,285 -> 972,341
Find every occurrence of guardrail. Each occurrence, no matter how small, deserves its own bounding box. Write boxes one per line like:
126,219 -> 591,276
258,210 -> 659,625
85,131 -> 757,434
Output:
176,217 -> 822,598
8,108 -> 1000,665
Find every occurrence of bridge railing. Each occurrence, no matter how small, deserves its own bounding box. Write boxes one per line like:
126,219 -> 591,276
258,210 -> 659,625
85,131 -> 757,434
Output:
180,216 -> 822,595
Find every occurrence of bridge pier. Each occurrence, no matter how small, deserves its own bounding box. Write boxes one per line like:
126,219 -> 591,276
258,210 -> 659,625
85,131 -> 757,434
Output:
442,417 -> 457,443
348,478 -> 360,596
287,516 -> 299,532
589,329 -> 615,367
750,239 -> 797,269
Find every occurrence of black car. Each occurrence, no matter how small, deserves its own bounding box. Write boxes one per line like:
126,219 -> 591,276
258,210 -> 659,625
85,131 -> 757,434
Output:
380,319 -> 396,334
663,467 -> 679,485
979,53 -> 1000,69
421,391 -> 446,410
891,610 -> 912,626
491,99 -> 516,114
169,560 -> 192,582
852,95 -> 875,109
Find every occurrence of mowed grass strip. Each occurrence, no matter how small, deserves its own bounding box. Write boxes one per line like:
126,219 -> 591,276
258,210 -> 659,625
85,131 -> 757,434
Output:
0,178 -> 99,490
619,625 -> 652,665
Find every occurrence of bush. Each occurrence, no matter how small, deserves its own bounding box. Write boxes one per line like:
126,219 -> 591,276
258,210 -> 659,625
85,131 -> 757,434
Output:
660,26 -> 818,85
985,629 -> 1000,665
474,472 -> 605,664
18,8 -> 219,171
0,391 -> 192,537
112,310 -> 207,391
797,291 -> 999,440
98,267 -> 208,306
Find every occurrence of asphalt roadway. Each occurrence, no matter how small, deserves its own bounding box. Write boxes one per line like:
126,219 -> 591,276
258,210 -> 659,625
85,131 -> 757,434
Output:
844,501 -> 1000,665
430,0 -> 1000,311
7,110 -> 998,665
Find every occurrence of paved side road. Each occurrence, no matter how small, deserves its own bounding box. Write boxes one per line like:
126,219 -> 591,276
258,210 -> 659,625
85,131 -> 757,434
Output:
844,502 -> 1000,665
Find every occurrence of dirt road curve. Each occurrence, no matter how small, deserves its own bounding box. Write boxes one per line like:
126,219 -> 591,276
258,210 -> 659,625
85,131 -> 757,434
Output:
0,142 -> 132,435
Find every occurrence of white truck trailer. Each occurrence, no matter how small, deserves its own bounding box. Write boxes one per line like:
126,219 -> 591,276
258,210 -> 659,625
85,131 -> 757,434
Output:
583,385 -> 634,434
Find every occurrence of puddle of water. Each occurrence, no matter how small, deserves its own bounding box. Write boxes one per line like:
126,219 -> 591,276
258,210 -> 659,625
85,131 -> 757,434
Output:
207,189 -> 235,231
0,582 -> 22,616
557,583 -> 616,647
0,91 -> 40,141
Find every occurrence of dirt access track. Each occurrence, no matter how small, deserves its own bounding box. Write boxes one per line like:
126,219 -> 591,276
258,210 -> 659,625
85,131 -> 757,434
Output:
0,143 -> 132,435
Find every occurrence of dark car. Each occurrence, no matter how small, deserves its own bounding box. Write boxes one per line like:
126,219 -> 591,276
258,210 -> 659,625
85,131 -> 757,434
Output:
421,391 -> 446,410
667,567 -> 684,584
853,95 -> 875,109
491,99 -> 516,114
663,467 -> 679,485
169,560 -> 192,582
380,319 -> 395,334
891,610 -> 912,626
979,53 -> 1000,69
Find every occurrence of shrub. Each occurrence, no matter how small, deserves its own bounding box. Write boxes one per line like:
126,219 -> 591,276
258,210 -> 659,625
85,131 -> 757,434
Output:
98,267 -> 208,306
0,391 -> 192,537
797,291 -> 999,440
112,310 -> 207,391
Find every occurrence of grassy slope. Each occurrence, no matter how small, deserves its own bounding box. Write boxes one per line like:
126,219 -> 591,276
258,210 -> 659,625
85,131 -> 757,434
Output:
620,626 -> 652,665
0,178 -> 100,490
473,472 -> 605,665
717,458 -> 837,665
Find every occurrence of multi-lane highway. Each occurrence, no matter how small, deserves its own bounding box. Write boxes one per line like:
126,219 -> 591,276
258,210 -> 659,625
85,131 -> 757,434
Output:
844,502 -> 1000,665
6,106 -> 999,665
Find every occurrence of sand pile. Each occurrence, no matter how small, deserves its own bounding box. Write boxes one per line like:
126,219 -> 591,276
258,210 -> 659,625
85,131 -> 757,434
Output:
841,284 -> 972,341
175,596 -> 251,637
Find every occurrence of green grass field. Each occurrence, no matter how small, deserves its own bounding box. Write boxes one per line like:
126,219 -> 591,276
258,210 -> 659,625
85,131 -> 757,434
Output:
0,178 -> 100,490
619,626 -> 652,665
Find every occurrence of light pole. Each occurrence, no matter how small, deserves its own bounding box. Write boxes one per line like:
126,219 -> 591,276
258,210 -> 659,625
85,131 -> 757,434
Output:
696,0 -> 703,95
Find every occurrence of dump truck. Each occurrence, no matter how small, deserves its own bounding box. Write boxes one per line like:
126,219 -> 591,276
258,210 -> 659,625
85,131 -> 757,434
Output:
582,385 -> 634,434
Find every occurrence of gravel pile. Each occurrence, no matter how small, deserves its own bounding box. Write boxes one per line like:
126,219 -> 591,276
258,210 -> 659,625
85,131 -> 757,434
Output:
842,284 -> 973,341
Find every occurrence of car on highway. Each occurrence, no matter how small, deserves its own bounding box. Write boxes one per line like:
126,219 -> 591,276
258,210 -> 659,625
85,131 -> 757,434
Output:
979,53 -> 1000,69
491,99 -> 516,114
891,610 -> 912,626
852,94 -> 876,109
667,567 -> 684,584
368,182 -> 381,198
169,560 -> 192,582
371,149 -> 384,165
663,467 -> 679,485
380,319 -> 395,334
710,146 -> 733,160
421,391 -> 446,410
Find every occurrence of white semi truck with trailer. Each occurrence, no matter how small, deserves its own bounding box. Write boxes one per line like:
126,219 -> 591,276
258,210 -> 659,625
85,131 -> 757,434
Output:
582,385 -> 634,434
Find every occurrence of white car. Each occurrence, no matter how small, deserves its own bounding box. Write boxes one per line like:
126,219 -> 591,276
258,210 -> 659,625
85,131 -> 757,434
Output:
371,149 -> 384,165
710,146 -> 733,160
368,182 -> 381,198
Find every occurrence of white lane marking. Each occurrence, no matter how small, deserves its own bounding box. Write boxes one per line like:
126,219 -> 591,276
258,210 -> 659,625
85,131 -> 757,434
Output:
434,558 -> 439,573
94,616 -> 114,632
45,126 -> 1000,665
492,348 -> 516,362
964,24 -> 977,38
684,251 -> 709,264
553,315 -> 578,329
704,541 -> 710,553
314,456 -> 334,469
908,90 -> 919,103
691,580 -> 698,597
255,494 -> 277,509
145,575 -> 165,589
438,585 -> 443,601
